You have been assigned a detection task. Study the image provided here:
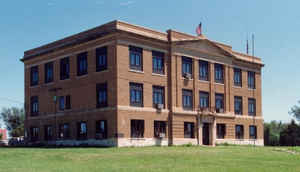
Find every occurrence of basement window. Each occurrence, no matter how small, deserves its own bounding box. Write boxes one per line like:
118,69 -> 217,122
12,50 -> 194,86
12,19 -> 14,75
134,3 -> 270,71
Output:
154,121 -> 166,138
249,125 -> 257,139
131,120 -> 144,138
77,122 -> 87,140
96,120 -> 107,139
59,123 -> 70,139
217,124 -> 226,139
235,125 -> 244,139
184,122 -> 195,138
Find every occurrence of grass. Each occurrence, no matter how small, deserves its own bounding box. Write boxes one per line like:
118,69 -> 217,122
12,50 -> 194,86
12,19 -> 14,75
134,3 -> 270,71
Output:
0,146 -> 299,172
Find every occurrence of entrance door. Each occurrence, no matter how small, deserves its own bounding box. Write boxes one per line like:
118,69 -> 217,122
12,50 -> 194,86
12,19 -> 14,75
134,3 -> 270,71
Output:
202,123 -> 210,145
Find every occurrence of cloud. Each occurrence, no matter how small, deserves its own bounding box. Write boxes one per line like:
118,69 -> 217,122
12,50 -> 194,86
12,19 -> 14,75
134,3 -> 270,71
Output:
120,1 -> 135,6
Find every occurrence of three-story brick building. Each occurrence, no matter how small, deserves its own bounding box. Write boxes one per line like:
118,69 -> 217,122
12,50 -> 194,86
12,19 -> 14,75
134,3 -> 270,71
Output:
21,20 -> 264,147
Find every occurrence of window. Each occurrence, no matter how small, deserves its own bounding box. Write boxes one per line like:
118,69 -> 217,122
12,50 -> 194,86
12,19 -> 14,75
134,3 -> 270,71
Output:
96,120 -> 107,139
248,98 -> 256,116
59,96 -> 65,111
215,93 -> 224,113
77,52 -> 88,76
154,121 -> 166,138
217,124 -> 226,139
30,127 -> 39,141
153,86 -> 164,107
234,68 -> 242,87
96,83 -> 108,108
248,71 -> 255,89
59,123 -> 70,139
30,66 -> 39,86
44,62 -> 54,83
199,91 -> 209,108
60,57 -> 70,80
214,63 -> 224,83
199,60 -> 209,81
249,125 -> 257,139
182,89 -> 193,110
77,122 -> 87,140
129,46 -> 143,71
58,96 -> 71,111
184,122 -> 195,138
235,125 -> 244,139
44,125 -> 53,141
130,83 -> 143,107
131,120 -> 144,138
234,96 -> 243,115
182,57 -> 193,77
65,95 -> 71,110
152,51 -> 164,74
30,96 -> 39,116
96,47 -> 107,72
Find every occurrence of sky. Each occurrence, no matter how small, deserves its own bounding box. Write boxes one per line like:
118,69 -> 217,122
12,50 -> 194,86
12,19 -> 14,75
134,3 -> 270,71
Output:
0,0 -> 300,124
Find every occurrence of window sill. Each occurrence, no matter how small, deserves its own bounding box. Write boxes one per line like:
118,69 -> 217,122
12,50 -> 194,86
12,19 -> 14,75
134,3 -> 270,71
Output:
44,82 -> 54,86
248,88 -> 256,91
152,73 -> 166,77
233,86 -> 242,89
129,69 -> 144,74
214,82 -> 224,86
95,69 -> 109,74
76,74 -> 88,79
181,77 -> 194,81
198,79 -> 210,83
29,85 -> 40,89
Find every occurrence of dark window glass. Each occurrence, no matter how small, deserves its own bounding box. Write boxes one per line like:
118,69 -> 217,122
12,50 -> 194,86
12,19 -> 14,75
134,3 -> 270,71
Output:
215,93 -> 224,113
59,96 -> 65,111
234,96 -> 243,115
214,63 -> 224,83
234,68 -> 242,87
153,86 -> 164,107
60,57 -> 70,80
77,52 -> 88,76
152,51 -> 164,74
130,83 -> 143,107
217,124 -> 226,139
199,60 -> 209,81
249,125 -> 257,139
248,98 -> 256,116
96,47 -> 107,72
30,96 -> 39,116
184,122 -> 195,138
58,123 -> 70,139
182,89 -> 193,110
96,83 -> 108,108
199,91 -> 209,108
235,125 -> 244,139
182,57 -> 193,77
30,66 -> 39,86
96,120 -> 107,139
30,127 -> 39,141
131,120 -> 144,138
154,121 -> 166,138
65,95 -> 71,110
77,122 -> 87,140
44,62 -> 54,83
248,71 -> 255,89
44,125 -> 53,141
129,46 -> 143,71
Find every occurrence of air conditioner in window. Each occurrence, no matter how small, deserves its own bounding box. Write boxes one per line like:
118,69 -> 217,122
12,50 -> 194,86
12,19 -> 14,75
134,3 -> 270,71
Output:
156,104 -> 164,110
159,133 -> 165,138
183,73 -> 192,79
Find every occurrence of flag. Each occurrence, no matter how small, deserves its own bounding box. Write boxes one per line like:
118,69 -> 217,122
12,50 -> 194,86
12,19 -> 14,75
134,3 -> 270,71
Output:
196,23 -> 202,36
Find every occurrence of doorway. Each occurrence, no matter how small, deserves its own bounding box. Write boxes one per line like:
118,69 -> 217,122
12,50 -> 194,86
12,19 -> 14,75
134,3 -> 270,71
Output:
202,123 -> 210,145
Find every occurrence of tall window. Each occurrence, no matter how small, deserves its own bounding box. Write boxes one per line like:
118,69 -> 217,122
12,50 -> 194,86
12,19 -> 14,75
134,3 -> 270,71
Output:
130,83 -> 143,107
44,62 -> 54,83
182,57 -> 193,77
152,51 -> 164,74
154,121 -> 166,138
215,93 -> 224,113
77,122 -> 87,140
65,95 -> 71,110
248,98 -> 256,116
30,127 -> 39,141
30,96 -> 39,116
96,120 -> 107,139
217,124 -> 226,139
184,122 -> 195,138
30,66 -> 39,86
96,83 -> 108,108
182,89 -> 193,110
77,52 -> 88,76
248,71 -> 255,89
129,46 -> 143,71
249,125 -> 257,139
235,125 -> 244,139
96,47 -> 107,72
153,86 -> 164,107
131,120 -> 144,138
214,63 -> 224,83
58,123 -> 70,139
199,60 -> 209,81
234,96 -> 243,115
60,57 -> 70,80
44,125 -> 53,141
59,96 -> 65,111
234,68 -> 242,87
199,91 -> 209,108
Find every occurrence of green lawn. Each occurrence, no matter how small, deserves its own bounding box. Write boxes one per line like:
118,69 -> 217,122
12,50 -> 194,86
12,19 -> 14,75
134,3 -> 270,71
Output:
0,146 -> 299,172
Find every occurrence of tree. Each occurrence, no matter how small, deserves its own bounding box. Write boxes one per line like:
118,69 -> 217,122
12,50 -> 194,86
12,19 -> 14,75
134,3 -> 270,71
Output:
279,120 -> 300,146
0,107 -> 24,137
290,101 -> 300,122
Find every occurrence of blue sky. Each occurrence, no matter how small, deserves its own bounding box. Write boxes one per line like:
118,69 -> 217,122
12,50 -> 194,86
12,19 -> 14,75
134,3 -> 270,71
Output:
0,0 -> 299,123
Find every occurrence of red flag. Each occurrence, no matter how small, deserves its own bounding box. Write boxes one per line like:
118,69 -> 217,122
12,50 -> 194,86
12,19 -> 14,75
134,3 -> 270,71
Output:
196,23 -> 202,36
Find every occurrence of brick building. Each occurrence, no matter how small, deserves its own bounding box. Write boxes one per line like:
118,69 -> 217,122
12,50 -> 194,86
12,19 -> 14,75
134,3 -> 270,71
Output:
21,20 -> 264,147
